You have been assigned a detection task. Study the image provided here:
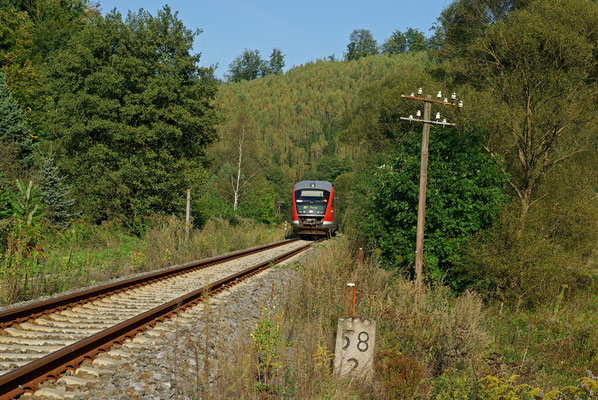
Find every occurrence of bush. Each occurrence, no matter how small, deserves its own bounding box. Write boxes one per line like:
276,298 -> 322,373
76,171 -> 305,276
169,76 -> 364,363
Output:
353,126 -> 507,282
376,350 -> 425,398
457,153 -> 598,306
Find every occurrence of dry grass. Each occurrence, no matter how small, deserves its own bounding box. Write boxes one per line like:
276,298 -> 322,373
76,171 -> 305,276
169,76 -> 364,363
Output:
0,216 -> 286,306
185,237 -> 490,399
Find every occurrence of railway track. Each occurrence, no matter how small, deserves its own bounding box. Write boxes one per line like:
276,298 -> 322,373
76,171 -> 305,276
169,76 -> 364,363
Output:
0,238 -> 313,399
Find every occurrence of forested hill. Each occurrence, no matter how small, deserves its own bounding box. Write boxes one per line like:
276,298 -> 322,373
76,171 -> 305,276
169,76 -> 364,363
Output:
206,52 -> 428,219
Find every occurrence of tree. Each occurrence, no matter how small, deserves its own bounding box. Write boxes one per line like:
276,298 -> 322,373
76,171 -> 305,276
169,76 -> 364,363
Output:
0,1 -> 92,135
227,49 -> 266,82
238,176 -> 275,224
435,0 -> 531,60
345,29 -> 378,61
211,107 -> 262,213
38,153 -> 76,227
47,7 -> 218,224
404,28 -> 428,52
307,155 -> 351,182
268,48 -> 285,75
455,0 -> 598,232
381,30 -> 407,55
0,71 -> 34,165
353,127 -> 507,281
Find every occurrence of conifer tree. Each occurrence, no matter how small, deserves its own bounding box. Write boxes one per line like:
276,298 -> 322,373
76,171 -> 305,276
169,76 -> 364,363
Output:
0,72 -> 34,165
38,153 -> 76,228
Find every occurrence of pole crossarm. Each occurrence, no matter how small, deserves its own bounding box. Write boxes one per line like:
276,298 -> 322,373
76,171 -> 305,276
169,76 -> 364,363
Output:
401,94 -> 459,107
399,117 -> 456,126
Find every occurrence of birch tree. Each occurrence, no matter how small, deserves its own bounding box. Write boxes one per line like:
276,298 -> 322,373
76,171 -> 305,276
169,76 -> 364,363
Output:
230,124 -> 255,211
213,111 -> 261,213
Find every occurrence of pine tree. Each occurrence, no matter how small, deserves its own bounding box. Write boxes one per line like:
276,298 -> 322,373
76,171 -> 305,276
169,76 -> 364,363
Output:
38,153 -> 76,227
0,72 -> 35,165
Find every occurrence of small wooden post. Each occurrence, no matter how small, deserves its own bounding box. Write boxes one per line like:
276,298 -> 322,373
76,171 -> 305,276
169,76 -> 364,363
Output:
347,283 -> 356,316
358,248 -> 364,264
185,189 -> 191,241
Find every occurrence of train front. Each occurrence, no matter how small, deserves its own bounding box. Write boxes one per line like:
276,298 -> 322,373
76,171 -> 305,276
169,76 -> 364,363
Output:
291,181 -> 335,236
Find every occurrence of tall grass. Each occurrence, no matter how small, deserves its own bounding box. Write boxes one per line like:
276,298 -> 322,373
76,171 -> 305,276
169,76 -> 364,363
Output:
0,216 -> 285,307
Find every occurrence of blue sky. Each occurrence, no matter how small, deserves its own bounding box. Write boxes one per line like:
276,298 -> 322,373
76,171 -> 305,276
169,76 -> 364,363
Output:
99,0 -> 450,78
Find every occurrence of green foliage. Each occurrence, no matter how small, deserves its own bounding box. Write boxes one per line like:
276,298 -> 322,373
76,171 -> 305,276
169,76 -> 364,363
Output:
8,179 -> 44,226
340,56 -> 435,152
47,6 -> 218,224
451,0 -> 598,223
193,187 -> 235,226
381,29 -> 407,55
251,311 -> 281,390
238,177 -> 276,224
0,1 -> 92,135
38,153 -> 76,228
435,0 -> 530,61
433,372 -> 598,400
227,48 -> 286,82
268,48 -> 285,75
345,29 -> 378,60
303,155 -> 351,182
227,49 -> 266,82
457,151 -> 598,305
0,173 -> 9,220
0,71 -> 34,164
353,127 -> 507,279
404,27 -> 429,52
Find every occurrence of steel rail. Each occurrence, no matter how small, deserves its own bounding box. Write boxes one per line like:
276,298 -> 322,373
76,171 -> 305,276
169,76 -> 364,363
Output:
0,238 -> 299,329
0,240 -> 313,399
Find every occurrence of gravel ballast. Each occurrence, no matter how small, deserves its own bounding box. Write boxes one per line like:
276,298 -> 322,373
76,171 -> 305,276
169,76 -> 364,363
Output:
25,242 -> 316,399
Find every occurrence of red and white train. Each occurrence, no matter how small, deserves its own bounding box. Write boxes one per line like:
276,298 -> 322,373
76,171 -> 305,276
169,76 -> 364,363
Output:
291,180 -> 337,237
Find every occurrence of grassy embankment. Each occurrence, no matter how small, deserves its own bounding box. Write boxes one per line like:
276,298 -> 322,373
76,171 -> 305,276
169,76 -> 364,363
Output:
0,217 -> 286,307
197,238 -> 597,399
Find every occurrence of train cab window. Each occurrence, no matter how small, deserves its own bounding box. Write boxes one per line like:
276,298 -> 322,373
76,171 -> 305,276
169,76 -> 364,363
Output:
295,189 -> 330,215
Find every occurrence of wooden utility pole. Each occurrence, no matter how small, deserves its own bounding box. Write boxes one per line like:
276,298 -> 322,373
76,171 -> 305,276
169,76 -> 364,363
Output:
400,90 -> 461,307
185,189 -> 191,241
414,97 -> 432,304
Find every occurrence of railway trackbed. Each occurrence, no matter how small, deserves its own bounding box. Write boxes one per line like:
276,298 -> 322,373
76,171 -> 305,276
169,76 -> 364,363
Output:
0,238 -> 313,399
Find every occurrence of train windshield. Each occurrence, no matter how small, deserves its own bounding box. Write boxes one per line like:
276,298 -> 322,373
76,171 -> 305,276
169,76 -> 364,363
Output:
295,189 -> 330,215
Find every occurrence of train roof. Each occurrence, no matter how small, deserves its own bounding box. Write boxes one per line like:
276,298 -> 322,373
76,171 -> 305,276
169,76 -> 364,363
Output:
294,181 -> 333,191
